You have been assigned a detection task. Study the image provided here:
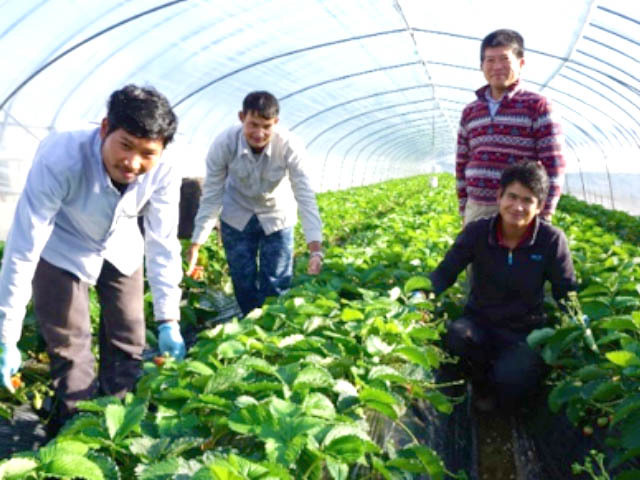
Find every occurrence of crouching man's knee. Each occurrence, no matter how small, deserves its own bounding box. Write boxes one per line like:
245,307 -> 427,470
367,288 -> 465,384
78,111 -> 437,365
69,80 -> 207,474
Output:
493,342 -> 548,408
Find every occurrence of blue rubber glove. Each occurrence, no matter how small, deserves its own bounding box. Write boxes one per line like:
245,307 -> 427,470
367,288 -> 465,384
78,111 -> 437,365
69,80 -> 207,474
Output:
157,322 -> 186,360
0,343 -> 22,393
409,291 -> 427,302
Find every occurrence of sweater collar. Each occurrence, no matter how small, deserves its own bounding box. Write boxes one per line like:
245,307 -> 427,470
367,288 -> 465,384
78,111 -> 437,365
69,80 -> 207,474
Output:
476,79 -> 522,103
488,212 -> 540,248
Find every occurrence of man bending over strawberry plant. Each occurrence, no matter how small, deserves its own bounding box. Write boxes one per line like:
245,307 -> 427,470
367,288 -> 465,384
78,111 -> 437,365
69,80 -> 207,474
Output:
428,161 -> 576,410
185,91 -> 324,315
0,85 -> 186,437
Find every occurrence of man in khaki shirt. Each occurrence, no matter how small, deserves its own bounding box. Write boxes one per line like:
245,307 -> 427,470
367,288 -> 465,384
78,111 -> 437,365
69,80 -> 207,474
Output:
186,91 -> 323,315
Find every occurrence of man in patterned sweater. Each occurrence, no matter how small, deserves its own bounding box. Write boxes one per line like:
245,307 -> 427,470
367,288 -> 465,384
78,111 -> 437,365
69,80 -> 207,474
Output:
456,29 -> 565,225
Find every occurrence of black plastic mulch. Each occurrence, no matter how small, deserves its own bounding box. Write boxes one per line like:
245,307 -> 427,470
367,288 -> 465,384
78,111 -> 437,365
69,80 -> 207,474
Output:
513,391 -> 640,479
0,404 -> 48,457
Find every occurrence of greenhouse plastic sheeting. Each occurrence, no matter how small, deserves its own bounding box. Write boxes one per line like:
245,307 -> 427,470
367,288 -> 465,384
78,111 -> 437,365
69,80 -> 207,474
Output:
0,0 -> 639,237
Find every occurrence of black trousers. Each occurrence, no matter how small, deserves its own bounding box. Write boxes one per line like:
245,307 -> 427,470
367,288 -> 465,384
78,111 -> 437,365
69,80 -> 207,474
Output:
444,316 -> 548,408
32,258 -> 145,431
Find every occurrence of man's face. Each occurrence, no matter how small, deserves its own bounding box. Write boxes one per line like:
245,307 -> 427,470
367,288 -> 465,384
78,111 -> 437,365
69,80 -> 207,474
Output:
239,111 -> 278,152
498,181 -> 542,230
100,119 -> 164,184
481,45 -> 524,95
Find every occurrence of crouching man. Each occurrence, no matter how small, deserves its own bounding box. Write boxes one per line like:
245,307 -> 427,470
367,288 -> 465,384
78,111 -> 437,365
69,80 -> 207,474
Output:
0,85 -> 186,436
429,161 -> 576,410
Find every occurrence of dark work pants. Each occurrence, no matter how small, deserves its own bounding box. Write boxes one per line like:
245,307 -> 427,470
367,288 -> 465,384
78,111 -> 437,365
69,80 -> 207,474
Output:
220,216 -> 294,316
444,316 -> 548,408
32,258 -> 145,432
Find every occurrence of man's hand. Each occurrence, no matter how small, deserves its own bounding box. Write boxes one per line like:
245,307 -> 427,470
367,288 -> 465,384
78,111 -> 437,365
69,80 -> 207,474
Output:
185,243 -> 201,278
157,321 -> 186,360
307,241 -> 323,275
308,252 -> 323,275
0,343 -> 21,393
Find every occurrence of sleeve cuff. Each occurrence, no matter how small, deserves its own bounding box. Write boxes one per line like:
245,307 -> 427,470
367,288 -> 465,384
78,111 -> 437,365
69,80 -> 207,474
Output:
191,226 -> 211,245
0,317 -> 22,347
154,305 -> 181,322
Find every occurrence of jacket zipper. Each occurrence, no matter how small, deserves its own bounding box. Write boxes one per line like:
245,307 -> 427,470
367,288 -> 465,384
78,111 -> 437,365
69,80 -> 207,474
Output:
508,250 -> 513,265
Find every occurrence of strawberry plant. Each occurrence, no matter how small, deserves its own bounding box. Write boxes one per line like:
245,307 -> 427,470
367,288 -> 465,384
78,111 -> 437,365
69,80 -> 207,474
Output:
528,198 -> 640,478
0,175 -> 470,479
4,174 -> 640,478
572,450 -> 611,480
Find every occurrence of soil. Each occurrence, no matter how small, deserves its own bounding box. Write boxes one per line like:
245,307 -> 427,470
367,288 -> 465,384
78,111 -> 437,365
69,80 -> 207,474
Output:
475,409 -> 518,480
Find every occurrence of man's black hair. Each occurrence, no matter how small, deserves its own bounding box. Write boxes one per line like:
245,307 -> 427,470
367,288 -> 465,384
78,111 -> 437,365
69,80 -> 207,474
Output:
106,84 -> 178,147
480,29 -> 524,62
242,91 -> 279,119
500,161 -> 549,206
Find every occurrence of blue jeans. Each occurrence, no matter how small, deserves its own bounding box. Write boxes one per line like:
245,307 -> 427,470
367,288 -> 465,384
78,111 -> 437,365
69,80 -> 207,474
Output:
220,216 -> 294,315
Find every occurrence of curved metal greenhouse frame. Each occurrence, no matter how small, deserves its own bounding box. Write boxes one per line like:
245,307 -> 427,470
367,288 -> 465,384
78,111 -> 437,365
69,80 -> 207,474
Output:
0,0 -> 638,227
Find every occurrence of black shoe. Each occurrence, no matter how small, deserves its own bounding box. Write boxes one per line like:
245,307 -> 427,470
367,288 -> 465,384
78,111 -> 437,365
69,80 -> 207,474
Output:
472,383 -> 496,412
44,418 -> 63,441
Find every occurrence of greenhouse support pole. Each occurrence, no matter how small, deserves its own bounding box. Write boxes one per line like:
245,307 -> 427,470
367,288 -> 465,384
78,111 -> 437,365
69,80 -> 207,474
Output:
566,140 -> 587,202
0,110 -> 7,147
603,154 -> 615,210
591,136 -> 615,211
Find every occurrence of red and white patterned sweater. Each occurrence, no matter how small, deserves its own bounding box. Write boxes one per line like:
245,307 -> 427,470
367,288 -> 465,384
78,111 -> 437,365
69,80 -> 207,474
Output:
455,81 -> 565,217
